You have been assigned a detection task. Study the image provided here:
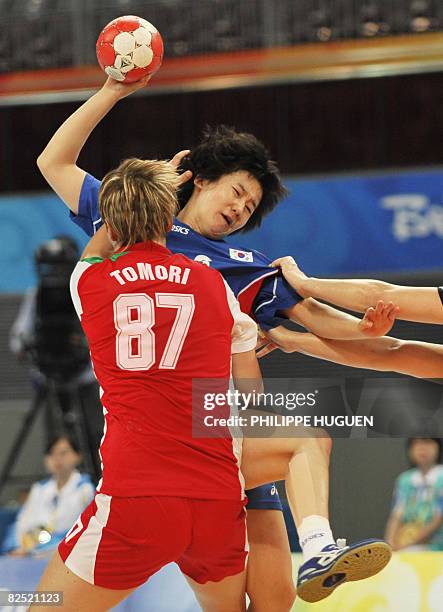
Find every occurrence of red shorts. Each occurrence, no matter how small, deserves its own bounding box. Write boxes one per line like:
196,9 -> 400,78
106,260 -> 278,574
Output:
59,493 -> 248,590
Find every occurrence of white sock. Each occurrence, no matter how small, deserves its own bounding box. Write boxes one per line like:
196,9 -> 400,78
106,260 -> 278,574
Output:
298,515 -> 335,561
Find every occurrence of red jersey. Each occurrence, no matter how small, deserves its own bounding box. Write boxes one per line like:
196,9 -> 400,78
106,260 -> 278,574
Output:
70,241 -> 257,499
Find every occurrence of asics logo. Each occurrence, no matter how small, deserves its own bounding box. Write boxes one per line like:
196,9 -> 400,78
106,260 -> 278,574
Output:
172,225 -> 189,235
316,553 -> 343,567
300,533 -> 324,547
315,548 -> 349,568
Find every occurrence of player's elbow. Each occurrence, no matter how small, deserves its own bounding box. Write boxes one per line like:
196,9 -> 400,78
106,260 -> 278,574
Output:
372,338 -> 403,371
36,147 -> 60,177
36,151 -> 50,175
37,152 -> 67,187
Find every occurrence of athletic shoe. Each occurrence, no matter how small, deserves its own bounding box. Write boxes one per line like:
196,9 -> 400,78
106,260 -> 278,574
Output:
297,538 -> 392,603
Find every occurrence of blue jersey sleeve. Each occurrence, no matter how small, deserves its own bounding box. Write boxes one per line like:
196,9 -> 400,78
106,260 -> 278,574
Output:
253,274 -> 303,331
69,173 -> 103,237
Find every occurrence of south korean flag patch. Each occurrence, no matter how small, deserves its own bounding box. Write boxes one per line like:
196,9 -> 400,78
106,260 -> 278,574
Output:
229,248 -> 254,262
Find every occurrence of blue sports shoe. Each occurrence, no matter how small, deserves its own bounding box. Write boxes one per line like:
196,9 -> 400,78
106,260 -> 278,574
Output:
297,538 -> 392,603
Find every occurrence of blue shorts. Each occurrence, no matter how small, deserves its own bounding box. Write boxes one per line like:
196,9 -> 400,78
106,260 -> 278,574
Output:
245,483 -> 283,511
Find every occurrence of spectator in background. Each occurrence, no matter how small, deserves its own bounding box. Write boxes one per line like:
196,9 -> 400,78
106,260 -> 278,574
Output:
385,438 -> 443,551
2,435 -> 94,556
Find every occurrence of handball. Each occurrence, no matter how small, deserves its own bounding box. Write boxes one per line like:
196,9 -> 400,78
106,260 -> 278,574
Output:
96,15 -> 163,82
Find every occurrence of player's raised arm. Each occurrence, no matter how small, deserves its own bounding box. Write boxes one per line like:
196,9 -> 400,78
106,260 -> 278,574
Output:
272,256 -> 443,325
36,76 -> 150,213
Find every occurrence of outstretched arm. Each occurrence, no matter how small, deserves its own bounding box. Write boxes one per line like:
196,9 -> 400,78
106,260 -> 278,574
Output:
284,297 -> 398,340
273,257 -> 443,325
261,326 -> 443,380
37,77 -> 151,213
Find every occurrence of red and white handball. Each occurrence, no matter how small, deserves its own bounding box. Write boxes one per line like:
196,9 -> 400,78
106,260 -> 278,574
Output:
96,15 -> 163,82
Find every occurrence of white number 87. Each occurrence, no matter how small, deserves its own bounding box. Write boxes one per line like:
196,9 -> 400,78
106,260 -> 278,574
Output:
113,293 -> 195,371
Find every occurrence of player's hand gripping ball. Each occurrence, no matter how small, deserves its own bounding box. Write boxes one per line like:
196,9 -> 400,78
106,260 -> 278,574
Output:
96,16 -> 163,82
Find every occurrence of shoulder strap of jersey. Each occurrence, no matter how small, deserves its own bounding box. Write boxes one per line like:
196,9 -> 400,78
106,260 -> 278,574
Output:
82,256 -> 104,264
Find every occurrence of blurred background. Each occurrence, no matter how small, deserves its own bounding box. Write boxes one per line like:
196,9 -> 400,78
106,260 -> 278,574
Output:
0,1 -> 443,610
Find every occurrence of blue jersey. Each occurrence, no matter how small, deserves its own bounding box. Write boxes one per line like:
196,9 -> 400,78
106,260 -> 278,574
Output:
70,173 -> 302,330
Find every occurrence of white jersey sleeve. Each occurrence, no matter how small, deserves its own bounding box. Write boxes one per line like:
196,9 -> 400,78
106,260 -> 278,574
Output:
223,279 -> 258,354
70,260 -> 94,319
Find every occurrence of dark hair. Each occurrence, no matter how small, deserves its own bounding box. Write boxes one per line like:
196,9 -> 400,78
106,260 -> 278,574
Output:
45,435 -> 80,456
407,437 -> 443,465
178,125 -> 288,232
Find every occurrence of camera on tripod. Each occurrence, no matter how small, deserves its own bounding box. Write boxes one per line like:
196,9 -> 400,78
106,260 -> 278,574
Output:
1,237 -> 101,495
28,236 -> 90,383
